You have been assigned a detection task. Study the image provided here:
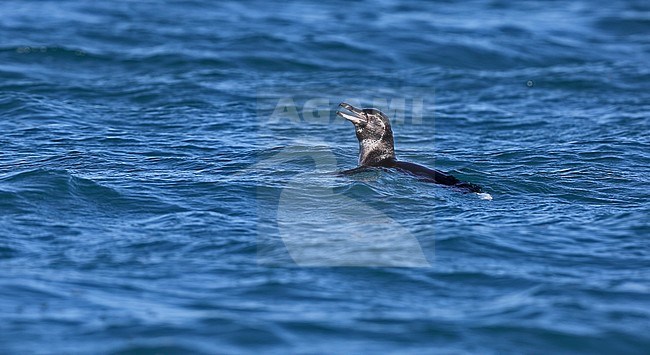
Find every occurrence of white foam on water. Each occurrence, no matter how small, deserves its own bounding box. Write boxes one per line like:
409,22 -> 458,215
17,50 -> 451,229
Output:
477,192 -> 493,200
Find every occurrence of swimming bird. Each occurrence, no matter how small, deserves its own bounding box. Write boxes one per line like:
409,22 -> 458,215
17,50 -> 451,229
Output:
337,102 -> 484,194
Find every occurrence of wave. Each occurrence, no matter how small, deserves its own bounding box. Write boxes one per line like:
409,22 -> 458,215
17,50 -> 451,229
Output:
0,169 -> 185,217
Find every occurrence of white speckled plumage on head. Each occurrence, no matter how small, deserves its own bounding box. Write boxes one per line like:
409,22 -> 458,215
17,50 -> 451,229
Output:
336,103 -> 395,166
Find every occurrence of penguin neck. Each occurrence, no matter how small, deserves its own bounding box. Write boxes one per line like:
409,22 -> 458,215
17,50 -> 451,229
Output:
358,139 -> 396,166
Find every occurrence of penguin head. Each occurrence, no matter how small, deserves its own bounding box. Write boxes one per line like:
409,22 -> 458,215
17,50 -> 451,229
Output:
337,102 -> 395,166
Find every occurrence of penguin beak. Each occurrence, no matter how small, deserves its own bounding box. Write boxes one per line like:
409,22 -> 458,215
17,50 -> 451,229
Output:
337,102 -> 366,125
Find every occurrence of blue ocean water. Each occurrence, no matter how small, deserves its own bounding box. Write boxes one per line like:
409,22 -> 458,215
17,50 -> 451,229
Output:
1,0 -> 649,353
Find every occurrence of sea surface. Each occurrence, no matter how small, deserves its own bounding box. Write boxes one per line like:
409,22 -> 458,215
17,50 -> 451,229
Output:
1,0 -> 649,353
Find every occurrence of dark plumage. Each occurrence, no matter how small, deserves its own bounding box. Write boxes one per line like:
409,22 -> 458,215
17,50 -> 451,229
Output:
337,102 -> 483,193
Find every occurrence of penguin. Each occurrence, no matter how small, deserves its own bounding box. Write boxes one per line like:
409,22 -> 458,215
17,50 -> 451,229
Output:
337,102 -> 484,193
